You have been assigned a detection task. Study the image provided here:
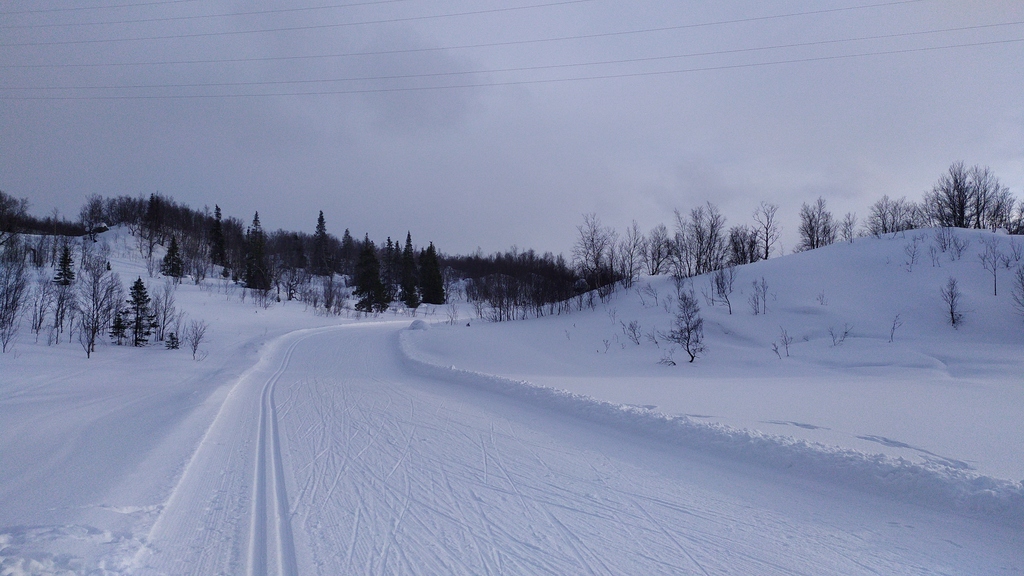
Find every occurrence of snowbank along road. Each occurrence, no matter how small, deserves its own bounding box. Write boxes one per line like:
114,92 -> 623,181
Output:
124,322 -> 1021,575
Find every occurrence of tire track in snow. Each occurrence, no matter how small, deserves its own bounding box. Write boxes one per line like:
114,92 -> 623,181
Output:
248,335 -> 301,576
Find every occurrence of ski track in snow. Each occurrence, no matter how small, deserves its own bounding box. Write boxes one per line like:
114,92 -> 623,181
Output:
248,334 -> 300,576
120,322 -> 1022,575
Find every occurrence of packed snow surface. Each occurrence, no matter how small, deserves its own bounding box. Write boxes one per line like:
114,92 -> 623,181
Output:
1,227 -> 1022,573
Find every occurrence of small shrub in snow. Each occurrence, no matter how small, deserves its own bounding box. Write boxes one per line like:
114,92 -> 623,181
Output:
165,332 -> 180,350
777,327 -> 793,357
621,320 -> 642,345
828,324 -> 852,347
949,236 -> 970,261
889,314 -> 903,343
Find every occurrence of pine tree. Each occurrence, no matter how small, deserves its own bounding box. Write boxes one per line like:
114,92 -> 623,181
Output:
311,211 -> 329,276
400,232 -> 420,309
127,277 -> 156,347
53,244 -> 75,285
210,205 -> 226,267
244,212 -> 270,291
419,242 -> 445,305
165,332 -> 180,350
353,235 -> 389,313
161,235 -> 184,281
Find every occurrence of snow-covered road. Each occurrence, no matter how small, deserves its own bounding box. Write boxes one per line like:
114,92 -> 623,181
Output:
130,323 -> 1021,575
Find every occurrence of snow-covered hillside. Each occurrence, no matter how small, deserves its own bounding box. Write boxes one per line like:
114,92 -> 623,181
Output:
405,228 -> 1024,480
1,226 -> 1022,574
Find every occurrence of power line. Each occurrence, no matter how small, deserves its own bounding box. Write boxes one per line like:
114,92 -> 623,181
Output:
0,0 -> 594,47
6,21 -> 1021,91
1,0 -> 409,25
1,1 -> 946,70
0,0 -> 926,48
0,0 -> 200,16
3,37 -> 1018,100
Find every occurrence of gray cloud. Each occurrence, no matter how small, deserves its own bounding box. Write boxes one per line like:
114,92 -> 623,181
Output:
2,1 -> 1022,255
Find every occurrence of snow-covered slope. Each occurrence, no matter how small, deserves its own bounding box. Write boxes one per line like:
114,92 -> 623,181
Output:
403,228 -> 1024,486
1,226 -> 1022,573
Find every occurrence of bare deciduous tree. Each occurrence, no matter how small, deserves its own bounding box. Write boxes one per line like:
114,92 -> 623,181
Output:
797,197 -> 837,252
940,277 -> 964,328
184,319 -> 208,360
617,220 -> 645,288
979,237 -> 1008,296
727,225 -> 760,265
752,201 -> 781,260
1012,266 -> 1024,318
76,255 -> 123,358
840,212 -> 858,243
749,276 -> 768,315
0,254 -> 28,352
712,265 -> 735,314
644,224 -> 671,275
152,281 -> 184,342
666,287 -> 705,362
866,196 -> 920,237
925,162 -> 1016,230
572,213 -> 617,296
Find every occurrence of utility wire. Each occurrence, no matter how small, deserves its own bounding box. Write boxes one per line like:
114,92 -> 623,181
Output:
0,0 -> 201,16
1,0 -> 412,28
0,0 -> 594,46
6,21 -> 1021,91
1,0 -> 926,48
1,1 -> 948,69
2,37 -> 1018,100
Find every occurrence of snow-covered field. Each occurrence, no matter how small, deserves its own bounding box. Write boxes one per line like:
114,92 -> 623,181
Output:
1,227 -> 1022,574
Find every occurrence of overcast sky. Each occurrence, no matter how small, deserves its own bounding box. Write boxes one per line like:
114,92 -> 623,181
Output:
2,0 -> 1022,255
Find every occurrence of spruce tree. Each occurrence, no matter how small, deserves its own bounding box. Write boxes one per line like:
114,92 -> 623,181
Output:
353,235 -> 389,313
311,211 -> 329,276
109,307 -> 128,345
53,244 -> 75,285
340,229 -> 355,276
243,212 -> 270,291
382,237 -> 398,303
127,277 -> 156,347
419,242 -> 445,304
400,232 -> 420,308
161,235 -> 184,281
210,205 -> 226,267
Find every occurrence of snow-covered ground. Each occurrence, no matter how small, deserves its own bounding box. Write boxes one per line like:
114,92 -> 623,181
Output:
1,227 -> 1022,574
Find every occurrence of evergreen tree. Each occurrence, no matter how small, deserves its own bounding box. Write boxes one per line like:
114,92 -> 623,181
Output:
161,235 -> 184,281
289,232 -> 307,270
339,229 -> 355,275
311,211 -> 329,276
165,332 -> 180,350
210,204 -> 226,267
400,232 -> 420,308
53,244 -> 75,285
419,242 -> 445,304
353,235 -> 389,313
382,237 -> 398,303
109,307 -> 128,345
243,212 -> 270,291
127,277 -> 156,347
